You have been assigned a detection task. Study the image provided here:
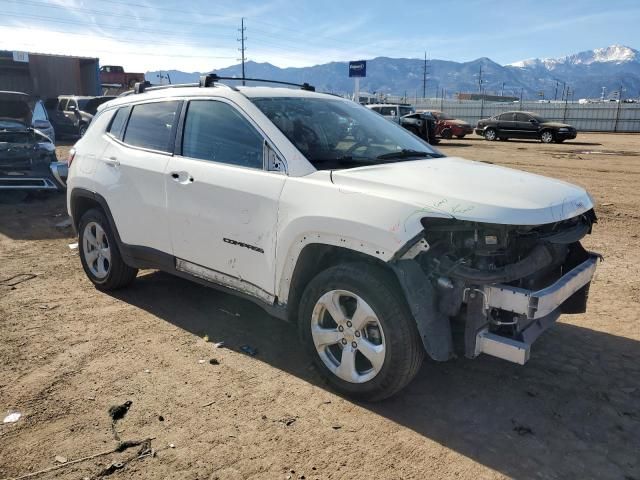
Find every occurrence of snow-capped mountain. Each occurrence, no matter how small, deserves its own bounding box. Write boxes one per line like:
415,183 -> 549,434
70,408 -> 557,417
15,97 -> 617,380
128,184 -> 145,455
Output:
509,45 -> 638,69
147,45 -> 639,100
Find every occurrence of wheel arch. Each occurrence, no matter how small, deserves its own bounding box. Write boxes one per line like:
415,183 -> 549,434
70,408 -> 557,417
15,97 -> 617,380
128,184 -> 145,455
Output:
69,188 -> 121,244
284,242 -> 401,323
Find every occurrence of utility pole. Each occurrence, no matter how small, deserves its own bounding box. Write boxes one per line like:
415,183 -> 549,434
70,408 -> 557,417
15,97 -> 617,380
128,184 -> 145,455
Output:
422,52 -> 428,99
614,83 -> 624,132
501,81 -> 505,97
554,81 -> 558,101
478,65 -> 483,93
238,17 -> 247,85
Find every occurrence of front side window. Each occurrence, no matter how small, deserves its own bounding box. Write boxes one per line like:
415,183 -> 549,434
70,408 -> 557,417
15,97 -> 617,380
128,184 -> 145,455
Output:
57,99 -> 68,111
251,97 -> 443,170
123,101 -> 179,152
182,100 -> 264,169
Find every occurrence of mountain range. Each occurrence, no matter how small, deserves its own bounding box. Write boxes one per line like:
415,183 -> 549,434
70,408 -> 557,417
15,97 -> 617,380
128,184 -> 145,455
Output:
146,45 -> 639,100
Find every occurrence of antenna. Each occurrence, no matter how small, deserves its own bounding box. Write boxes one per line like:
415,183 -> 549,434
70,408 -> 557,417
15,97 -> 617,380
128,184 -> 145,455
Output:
238,17 -> 247,86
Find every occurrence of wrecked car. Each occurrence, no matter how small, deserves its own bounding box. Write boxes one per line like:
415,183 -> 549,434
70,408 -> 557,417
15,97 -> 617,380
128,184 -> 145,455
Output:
420,110 -> 473,139
66,76 -> 599,400
0,91 -> 66,190
398,111 -> 439,145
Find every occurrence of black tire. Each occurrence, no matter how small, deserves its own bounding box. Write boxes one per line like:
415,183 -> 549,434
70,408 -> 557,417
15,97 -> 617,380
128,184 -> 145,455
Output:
484,128 -> 497,141
540,129 -> 554,144
78,208 -> 138,291
455,135 -> 465,139
78,123 -> 88,137
441,128 -> 452,139
298,262 -> 424,401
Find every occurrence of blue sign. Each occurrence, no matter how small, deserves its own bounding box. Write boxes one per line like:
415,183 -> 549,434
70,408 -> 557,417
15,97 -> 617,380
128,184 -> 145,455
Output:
349,60 -> 366,78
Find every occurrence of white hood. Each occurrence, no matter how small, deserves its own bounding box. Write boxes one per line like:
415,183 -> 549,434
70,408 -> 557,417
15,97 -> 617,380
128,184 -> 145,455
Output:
330,157 -> 593,225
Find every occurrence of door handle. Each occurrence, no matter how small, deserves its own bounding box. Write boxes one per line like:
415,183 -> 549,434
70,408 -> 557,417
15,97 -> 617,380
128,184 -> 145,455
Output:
103,156 -> 120,167
170,171 -> 194,184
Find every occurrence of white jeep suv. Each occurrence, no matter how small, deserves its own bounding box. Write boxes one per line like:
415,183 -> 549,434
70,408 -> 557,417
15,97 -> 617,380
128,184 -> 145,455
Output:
67,77 -> 599,400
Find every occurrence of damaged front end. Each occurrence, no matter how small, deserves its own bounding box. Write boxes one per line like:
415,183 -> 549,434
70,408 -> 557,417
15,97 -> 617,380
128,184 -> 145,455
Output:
392,210 -> 600,364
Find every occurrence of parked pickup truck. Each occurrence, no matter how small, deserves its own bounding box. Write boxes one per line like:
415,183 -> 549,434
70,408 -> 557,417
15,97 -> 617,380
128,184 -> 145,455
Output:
99,66 -> 145,89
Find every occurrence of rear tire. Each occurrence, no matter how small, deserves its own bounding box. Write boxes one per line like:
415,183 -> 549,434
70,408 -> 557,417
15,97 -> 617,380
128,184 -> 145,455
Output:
78,208 -> 137,291
484,128 -> 497,141
455,135 -> 465,139
298,262 -> 424,401
78,123 -> 88,137
441,128 -> 452,139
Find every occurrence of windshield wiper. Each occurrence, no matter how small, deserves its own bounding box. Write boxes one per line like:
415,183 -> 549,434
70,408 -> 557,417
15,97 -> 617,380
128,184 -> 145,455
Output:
376,149 -> 441,160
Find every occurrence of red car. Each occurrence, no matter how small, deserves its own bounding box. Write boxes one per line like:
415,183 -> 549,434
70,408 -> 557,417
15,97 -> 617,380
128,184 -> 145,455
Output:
420,110 -> 473,139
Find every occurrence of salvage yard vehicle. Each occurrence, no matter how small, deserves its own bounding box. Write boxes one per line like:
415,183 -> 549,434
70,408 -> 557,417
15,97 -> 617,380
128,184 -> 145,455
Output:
99,65 -> 145,89
366,103 -> 415,121
0,91 -> 66,190
475,111 -> 577,143
67,76 -> 599,400
398,111 -> 439,145
420,110 -> 473,139
45,96 -> 115,138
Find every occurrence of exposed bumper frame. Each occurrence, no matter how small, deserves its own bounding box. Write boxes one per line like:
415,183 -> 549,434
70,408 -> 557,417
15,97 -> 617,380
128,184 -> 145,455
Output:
473,253 -> 599,364
483,253 -> 599,320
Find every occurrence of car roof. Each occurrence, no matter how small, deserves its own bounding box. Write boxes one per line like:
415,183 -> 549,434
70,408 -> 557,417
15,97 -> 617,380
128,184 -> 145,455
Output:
102,85 -> 348,109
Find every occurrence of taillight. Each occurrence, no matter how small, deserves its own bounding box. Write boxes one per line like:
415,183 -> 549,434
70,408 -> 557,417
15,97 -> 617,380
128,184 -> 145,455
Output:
67,147 -> 76,167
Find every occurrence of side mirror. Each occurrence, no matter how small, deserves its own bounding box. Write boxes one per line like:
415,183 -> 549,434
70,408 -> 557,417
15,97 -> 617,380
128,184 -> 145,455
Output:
263,141 -> 286,173
33,119 -> 51,130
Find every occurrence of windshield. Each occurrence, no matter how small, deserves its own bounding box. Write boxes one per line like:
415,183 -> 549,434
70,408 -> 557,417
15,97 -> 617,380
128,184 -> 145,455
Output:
251,97 -> 443,170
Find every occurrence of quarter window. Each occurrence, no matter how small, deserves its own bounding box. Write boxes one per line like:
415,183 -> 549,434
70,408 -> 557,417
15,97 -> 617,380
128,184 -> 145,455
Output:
182,100 -> 264,169
123,101 -> 179,152
107,108 -> 129,138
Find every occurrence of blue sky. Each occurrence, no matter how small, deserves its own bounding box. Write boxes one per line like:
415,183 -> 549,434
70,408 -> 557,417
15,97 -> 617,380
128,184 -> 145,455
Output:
0,0 -> 638,72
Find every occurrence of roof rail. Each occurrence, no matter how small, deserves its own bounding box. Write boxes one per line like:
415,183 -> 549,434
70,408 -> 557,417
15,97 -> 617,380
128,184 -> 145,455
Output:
199,74 -> 315,92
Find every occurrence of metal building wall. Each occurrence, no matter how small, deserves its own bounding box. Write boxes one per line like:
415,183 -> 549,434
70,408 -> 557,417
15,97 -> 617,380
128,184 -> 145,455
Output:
0,51 -> 99,99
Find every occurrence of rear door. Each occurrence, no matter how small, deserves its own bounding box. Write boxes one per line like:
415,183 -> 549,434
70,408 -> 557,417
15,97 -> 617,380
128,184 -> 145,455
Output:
165,98 -> 286,300
97,101 -> 180,255
63,99 -> 80,134
497,112 -> 517,136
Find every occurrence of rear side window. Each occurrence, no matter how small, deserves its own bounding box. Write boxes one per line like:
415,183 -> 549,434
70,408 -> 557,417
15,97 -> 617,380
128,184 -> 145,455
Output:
108,108 -> 129,138
182,100 -> 263,169
123,101 -> 179,152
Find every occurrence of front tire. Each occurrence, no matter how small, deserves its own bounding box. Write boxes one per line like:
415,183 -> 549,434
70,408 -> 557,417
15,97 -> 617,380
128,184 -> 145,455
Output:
540,130 -> 554,143
78,208 -> 138,291
484,128 -> 497,141
298,263 -> 424,401
78,123 -> 88,137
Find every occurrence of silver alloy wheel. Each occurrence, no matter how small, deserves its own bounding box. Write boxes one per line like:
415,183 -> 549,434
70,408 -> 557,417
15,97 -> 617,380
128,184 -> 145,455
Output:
484,128 -> 496,141
83,221 -> 111,279
541,131 -> 553,143
311,289 -> 386,383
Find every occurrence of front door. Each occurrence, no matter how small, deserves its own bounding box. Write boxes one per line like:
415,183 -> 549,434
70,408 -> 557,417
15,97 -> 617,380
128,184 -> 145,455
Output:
165,99 -> 286,301
515,113 -> 537,138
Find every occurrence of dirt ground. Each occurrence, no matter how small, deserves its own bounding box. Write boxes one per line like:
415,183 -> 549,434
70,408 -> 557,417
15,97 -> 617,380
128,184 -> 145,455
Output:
0,133 -> 638,480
